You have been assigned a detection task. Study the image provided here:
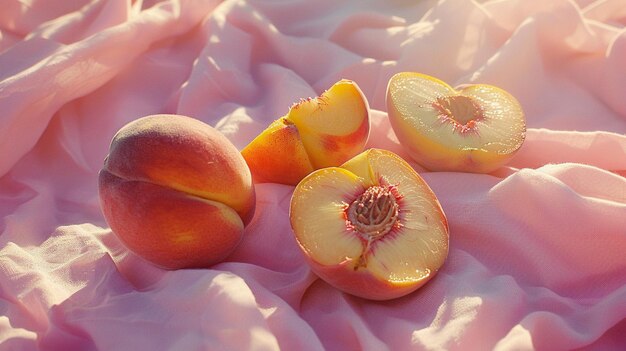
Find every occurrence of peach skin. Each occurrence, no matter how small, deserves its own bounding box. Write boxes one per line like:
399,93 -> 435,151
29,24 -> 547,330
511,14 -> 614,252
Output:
242,79 -> 370,185
98,114 -> 256,269
289,148 -> 449,300
386,72 -> 526,173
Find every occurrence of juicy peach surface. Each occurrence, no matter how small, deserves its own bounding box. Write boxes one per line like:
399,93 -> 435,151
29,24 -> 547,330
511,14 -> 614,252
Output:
386,72 -> 526,173
98,114 -> 256,269
242,79 -> 370,185
290,148 -> 449,300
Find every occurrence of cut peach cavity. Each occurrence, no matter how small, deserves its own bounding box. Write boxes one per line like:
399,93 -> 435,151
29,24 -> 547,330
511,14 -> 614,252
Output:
242,79 -> 370,185
432,95 -> 483,134
289,148 -> 449,300
346,184 -> 400,240
386,72 -> 526,173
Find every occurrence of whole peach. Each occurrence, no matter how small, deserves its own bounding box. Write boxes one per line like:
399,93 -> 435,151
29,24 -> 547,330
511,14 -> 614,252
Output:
98,114 -> 255,269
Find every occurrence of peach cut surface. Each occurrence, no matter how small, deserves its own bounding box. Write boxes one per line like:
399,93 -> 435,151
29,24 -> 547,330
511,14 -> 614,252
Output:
387,72 -> 526,173
290,148 -> 449,300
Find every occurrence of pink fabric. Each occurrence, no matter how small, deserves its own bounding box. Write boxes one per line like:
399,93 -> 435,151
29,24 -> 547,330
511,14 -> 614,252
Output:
1,0 -> 625,349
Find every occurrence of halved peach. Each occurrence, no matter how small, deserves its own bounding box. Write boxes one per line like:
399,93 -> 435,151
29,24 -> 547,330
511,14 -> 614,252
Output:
98,114 -> 256,269
386,72 -> 526,173
242,79 -> 370,185
289,148 -> 449,300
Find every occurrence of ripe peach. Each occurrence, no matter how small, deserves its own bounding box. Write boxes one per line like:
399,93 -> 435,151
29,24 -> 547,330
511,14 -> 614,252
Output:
386,72 -> 526,173
290,148 -> 449,300
98,114 -> 256,269
242,79 -> 370,185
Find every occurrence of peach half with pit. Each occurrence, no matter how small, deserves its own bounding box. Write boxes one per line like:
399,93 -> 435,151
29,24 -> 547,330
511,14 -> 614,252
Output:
242,79 -> 370,185
289,148 -> 449,300
386,72 -> 526,173
98,114 -> 256,270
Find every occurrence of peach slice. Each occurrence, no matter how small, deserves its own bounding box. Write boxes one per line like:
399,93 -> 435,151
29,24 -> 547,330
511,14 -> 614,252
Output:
98,114 -> 256,269
386,72 -> 526,173
290,148 -> 449,300
242,79 -> 370,185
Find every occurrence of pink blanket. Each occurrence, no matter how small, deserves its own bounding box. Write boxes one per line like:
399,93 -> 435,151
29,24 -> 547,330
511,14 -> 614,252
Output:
1,0 -> 625,350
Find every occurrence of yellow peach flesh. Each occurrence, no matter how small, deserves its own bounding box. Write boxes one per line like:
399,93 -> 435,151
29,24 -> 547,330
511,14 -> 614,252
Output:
290,149 -> 449,300
344,149 -> 448,283
289,80 -> 369,169
290,168 -> 365,265
386,72 -> 526,173
288,83 -> 364,135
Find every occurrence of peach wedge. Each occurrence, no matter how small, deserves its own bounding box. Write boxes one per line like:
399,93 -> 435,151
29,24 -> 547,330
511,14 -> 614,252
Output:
98,114 -> 256,269
387,72 -> 526,173
290,148 -> 449,300
242,79 -> 370,185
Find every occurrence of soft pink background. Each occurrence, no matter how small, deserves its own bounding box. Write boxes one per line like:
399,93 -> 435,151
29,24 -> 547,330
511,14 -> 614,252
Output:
1,0 -> 626,350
